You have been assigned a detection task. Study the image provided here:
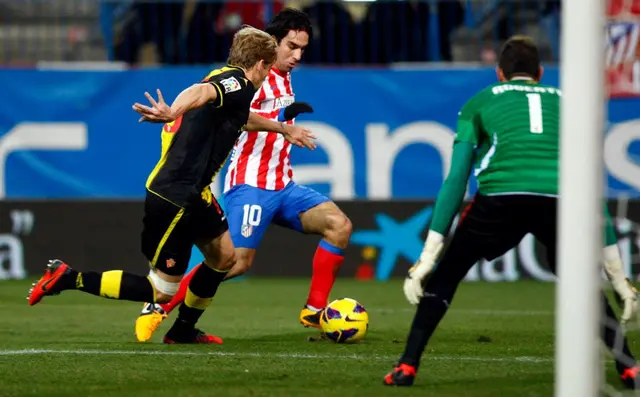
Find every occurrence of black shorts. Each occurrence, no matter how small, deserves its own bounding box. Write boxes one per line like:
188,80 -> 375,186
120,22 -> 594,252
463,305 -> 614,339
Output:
141,191 -> 229,276
427,194 -> 558,290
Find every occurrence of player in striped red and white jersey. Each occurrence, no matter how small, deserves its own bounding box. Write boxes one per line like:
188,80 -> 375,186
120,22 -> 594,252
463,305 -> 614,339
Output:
222,10 -> 352,329
134,9 -> 353,342
224,66 -> 297,191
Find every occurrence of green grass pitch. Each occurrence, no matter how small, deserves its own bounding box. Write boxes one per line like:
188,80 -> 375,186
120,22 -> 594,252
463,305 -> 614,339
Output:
0,279 -> 637,396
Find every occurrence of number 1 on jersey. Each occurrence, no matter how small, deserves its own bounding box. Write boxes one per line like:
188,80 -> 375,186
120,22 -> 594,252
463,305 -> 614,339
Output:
526,93 -> 543,134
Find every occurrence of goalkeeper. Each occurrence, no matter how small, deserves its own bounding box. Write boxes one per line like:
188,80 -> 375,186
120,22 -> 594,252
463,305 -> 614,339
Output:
383,35 -> 640,389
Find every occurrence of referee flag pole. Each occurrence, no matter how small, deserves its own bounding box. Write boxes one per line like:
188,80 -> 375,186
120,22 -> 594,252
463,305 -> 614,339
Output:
555,0 -> 606,396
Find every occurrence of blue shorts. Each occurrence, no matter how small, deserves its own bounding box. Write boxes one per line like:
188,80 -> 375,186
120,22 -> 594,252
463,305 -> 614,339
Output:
222,182 -> 330,249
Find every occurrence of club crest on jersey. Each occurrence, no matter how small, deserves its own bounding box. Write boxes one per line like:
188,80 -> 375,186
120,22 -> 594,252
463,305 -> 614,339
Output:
241,224 -> 253,238
220,77 -> 241,93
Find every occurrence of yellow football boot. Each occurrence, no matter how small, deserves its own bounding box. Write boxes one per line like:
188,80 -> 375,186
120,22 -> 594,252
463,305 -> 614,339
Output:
135,303 -> 168,342
299,306 -> 324,329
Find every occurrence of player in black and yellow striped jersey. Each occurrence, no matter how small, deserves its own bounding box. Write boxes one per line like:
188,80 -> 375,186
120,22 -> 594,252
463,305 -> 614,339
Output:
27,26 -> 316,344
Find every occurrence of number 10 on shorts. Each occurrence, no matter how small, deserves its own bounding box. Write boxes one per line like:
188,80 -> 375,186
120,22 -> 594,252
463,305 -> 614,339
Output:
241,204 -> 262,238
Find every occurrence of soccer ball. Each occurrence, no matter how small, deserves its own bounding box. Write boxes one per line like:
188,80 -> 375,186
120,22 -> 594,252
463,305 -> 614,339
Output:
320,298 -> 369,343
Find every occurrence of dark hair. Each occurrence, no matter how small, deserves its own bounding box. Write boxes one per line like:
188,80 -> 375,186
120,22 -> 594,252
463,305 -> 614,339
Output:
498,35 -> 541,80
265,8 -> 313,44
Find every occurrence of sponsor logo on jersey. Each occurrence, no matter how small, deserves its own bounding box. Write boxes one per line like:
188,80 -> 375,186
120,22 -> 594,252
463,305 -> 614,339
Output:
220,77 -> 241,93
274,96 -> 294,109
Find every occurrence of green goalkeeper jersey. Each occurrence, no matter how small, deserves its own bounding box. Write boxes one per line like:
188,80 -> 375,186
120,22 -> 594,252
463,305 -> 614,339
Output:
455,78 -> 561,196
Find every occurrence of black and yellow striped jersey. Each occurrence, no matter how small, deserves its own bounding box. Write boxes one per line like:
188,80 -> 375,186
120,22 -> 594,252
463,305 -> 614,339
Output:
146,66 -> 256,207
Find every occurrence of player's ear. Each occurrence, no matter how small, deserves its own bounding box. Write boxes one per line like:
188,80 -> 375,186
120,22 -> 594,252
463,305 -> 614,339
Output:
496,67 -> 506,82
252,59 -> 262,72
538,66 -> 544,82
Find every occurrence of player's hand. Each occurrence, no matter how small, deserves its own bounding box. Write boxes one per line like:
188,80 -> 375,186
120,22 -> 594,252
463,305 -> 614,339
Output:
282,124 -> 317,150
403,233 -> 444,305
604,247 -> 639,326
132,89 -> 174,123
403,260 -> 435,305
278,102 -> 314,122
613,278 -> 639,326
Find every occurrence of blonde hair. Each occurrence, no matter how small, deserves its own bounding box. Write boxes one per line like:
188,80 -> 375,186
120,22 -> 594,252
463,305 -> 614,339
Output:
228,26 -> 277,70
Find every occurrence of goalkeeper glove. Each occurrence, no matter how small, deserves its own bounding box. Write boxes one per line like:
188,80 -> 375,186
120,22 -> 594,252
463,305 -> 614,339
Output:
604,245 -> 638,326
277,102 -> 314,122
404,231 -> 444,305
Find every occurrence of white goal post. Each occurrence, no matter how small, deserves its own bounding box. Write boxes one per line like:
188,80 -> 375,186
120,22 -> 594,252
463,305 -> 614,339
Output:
555,0 -> 607,396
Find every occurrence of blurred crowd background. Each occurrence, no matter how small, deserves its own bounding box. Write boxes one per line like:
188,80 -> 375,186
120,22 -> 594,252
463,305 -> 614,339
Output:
0,0 -> 571,66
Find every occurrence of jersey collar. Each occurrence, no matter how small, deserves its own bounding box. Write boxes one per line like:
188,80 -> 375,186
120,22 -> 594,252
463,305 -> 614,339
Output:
509,76 -> 534,82
271,66 -> 289,78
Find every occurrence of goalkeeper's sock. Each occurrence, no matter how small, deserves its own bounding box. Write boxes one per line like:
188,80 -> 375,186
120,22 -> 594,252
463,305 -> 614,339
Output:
159,263 -> 201,314
306,240 -> 344,310
73,270 -> 156,302
602,293 -> 637,369
170,264 -> 227,332
399,292 -> 451,369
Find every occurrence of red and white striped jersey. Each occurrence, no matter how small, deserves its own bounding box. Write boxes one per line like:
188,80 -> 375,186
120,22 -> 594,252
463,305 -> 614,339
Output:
224,67 -> 296,192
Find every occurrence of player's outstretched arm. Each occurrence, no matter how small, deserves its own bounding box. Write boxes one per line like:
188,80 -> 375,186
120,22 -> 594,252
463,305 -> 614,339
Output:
404,141 -> 475,305
132,84 -> 218,123
428,141 -> 475,237
244,112 -> 317,150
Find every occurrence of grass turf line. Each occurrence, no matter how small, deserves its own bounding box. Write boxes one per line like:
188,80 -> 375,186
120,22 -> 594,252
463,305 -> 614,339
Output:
0,279 -> 636,396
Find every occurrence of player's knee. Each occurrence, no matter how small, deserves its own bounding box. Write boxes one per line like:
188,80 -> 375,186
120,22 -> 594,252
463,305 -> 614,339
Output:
222,250 -> 238,271
325,211 -> 352,244
206,249 -> 237,272
234,252 -> 253,275
147,269 -> 180,303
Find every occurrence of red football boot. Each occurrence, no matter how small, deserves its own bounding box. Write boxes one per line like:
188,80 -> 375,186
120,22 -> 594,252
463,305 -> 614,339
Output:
383,363 -> 417,386
163,327 -> 223,345
28,259 -> 72,306
620,365 -> 640,389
